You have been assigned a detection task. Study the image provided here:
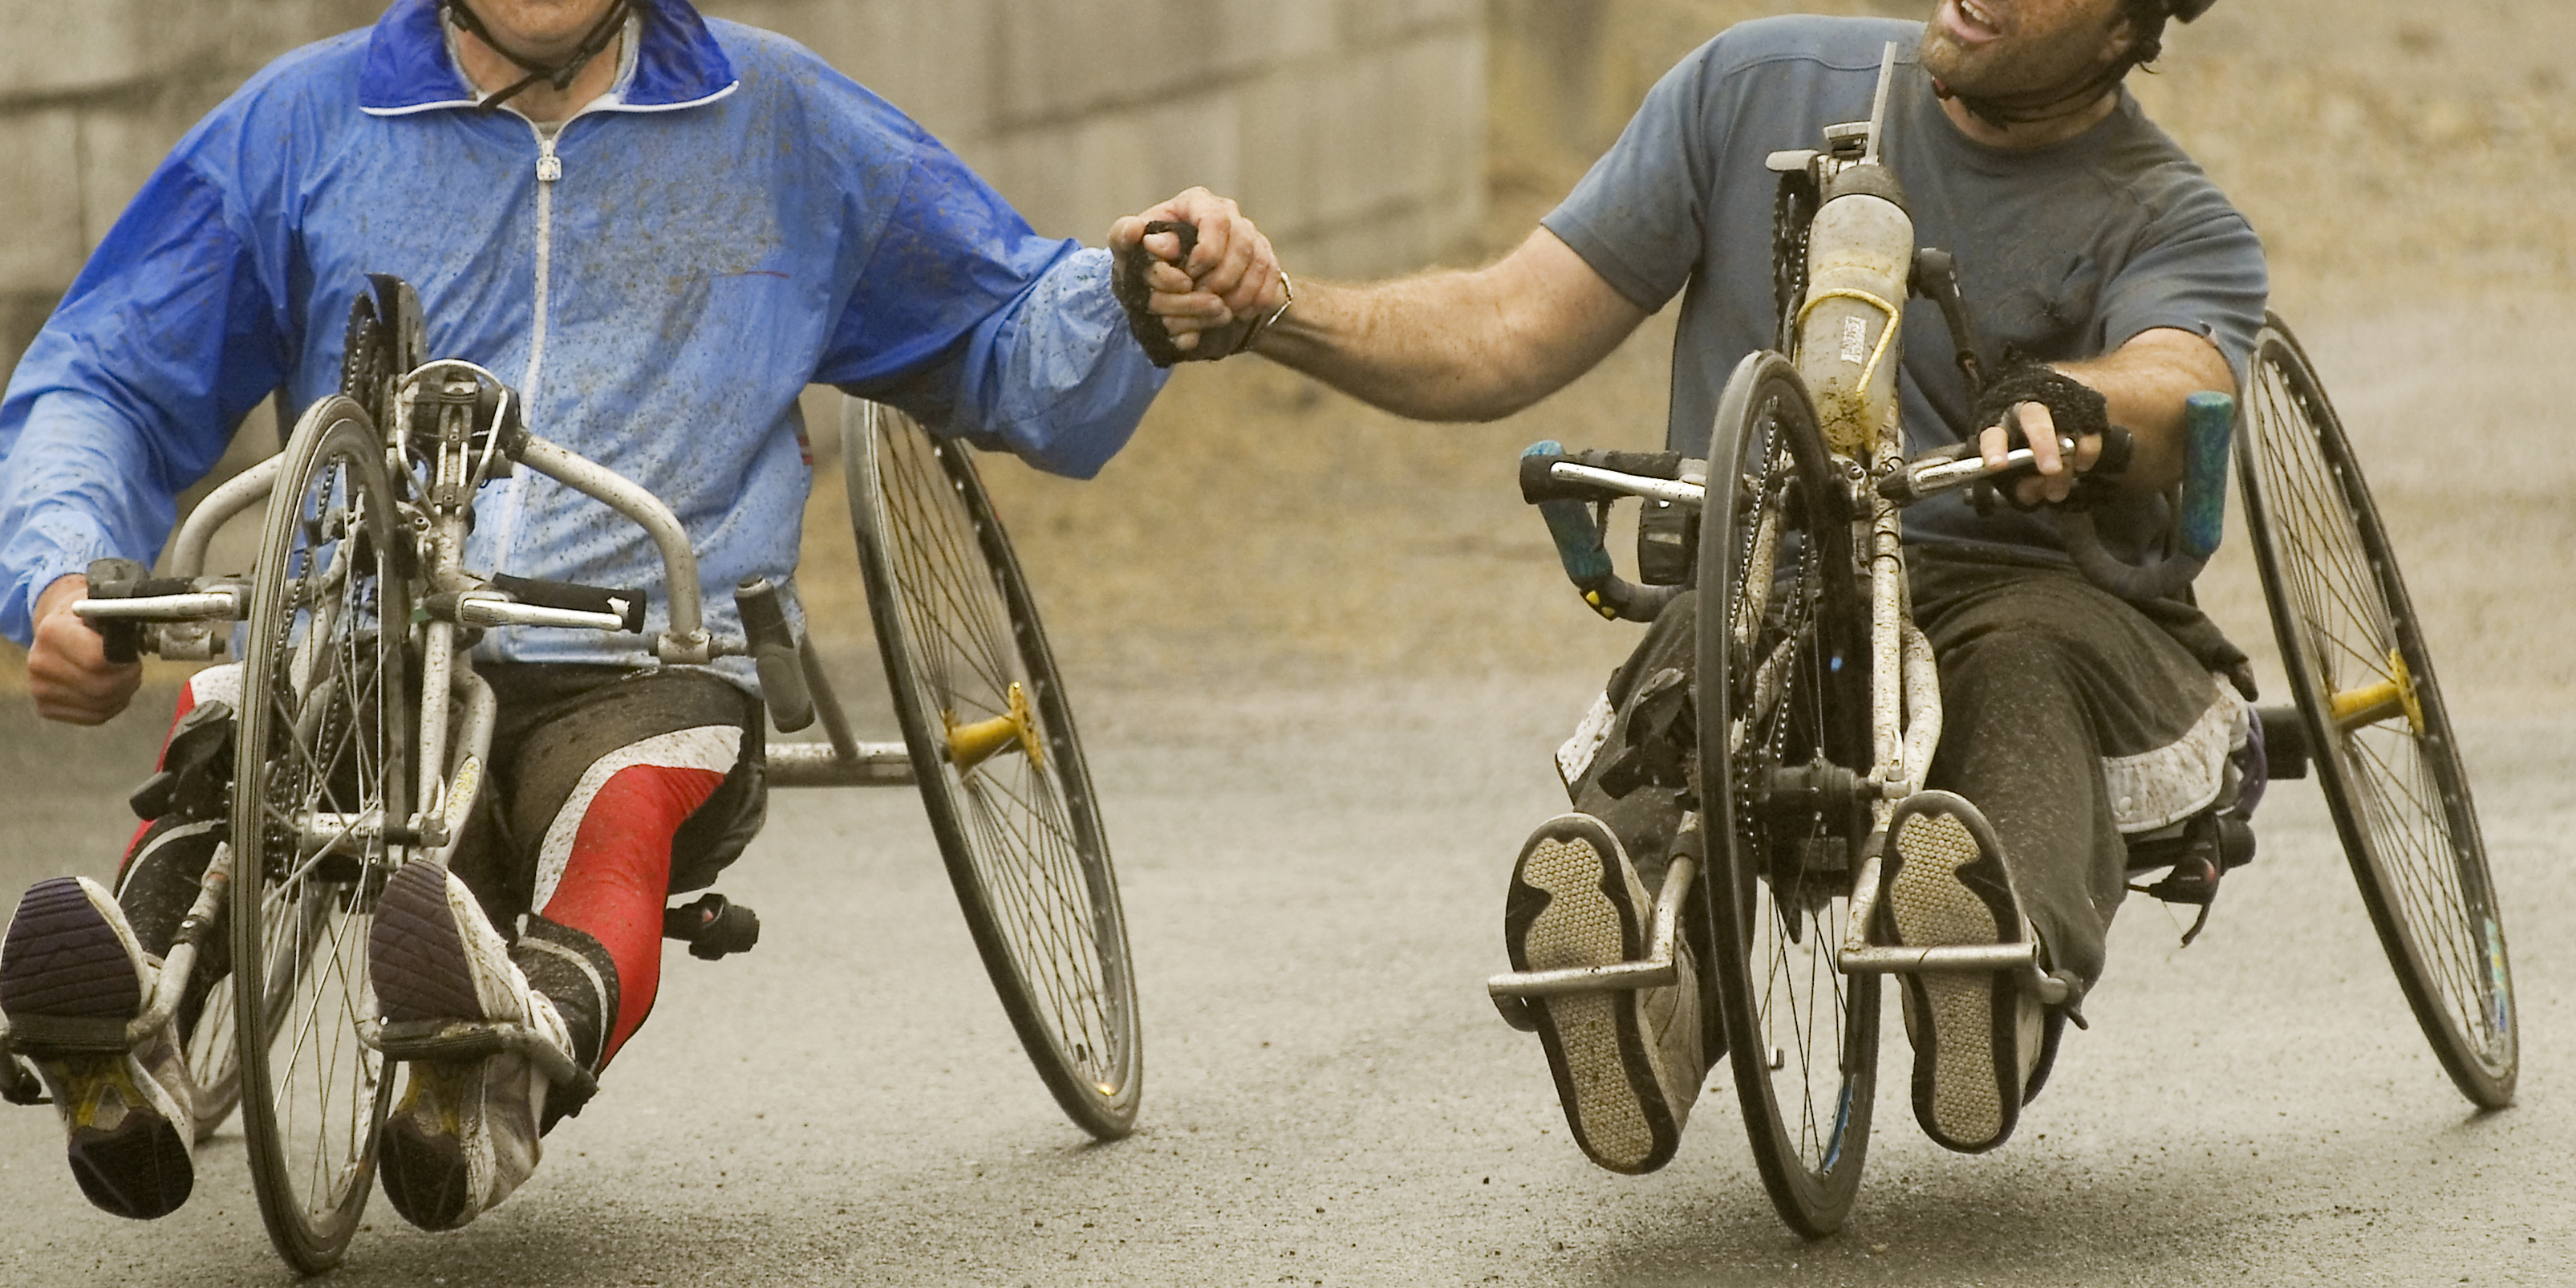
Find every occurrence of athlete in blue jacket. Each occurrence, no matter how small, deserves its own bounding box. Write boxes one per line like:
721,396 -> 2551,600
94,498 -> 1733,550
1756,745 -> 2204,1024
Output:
0,0 -> 1173,1229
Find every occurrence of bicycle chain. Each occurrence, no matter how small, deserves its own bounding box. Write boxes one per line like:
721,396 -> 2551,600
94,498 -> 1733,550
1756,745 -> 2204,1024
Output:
1771,170 -> 1818,354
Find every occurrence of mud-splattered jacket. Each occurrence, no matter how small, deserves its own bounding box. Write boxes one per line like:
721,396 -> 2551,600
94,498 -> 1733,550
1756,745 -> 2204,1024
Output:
0,0 -> 1164,669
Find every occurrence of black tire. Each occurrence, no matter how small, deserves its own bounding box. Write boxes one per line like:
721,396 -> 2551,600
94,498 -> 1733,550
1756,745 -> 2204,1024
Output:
844,400 -> 1142,1140
232,396 -> 410,1270
1695,352 -> 1879,1236
2237,316 -> 2515,1108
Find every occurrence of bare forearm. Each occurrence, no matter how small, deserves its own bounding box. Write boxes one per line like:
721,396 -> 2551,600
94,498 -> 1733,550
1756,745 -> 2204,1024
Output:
1251,274 -> 1596,421
1247,230 -> 1649,423
2059,327 -> 2234,493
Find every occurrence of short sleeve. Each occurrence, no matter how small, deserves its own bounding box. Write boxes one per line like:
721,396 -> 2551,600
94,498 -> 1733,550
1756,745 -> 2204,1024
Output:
1540,42 -> 1726,313
2097,193 -> 2268,384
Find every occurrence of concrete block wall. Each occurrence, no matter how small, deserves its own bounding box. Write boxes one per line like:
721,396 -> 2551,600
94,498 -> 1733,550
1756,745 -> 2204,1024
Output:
709,0 -> 1487,277
0,1 -> 388,374
0,0 -> 1488,380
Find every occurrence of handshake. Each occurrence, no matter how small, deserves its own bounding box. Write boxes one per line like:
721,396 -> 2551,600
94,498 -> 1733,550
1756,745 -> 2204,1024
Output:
1108,188 -> 1293,367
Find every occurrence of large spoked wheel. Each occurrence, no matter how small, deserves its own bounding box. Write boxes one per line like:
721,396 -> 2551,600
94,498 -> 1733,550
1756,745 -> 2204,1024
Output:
2237,317 -> 2515,1107
1695,352 -> 1878,1237
232,396 -> 411,1270
845,400 -> 1142,1140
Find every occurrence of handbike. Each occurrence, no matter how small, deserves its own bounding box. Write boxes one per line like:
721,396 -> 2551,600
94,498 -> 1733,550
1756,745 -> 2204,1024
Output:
0,275 -> 1142,1270
1483,45 -> 2513,1237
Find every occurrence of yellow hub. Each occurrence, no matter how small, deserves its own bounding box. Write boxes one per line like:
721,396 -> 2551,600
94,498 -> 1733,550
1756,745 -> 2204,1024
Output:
2327,648 -> 2424,734
943,681 -> 1043,774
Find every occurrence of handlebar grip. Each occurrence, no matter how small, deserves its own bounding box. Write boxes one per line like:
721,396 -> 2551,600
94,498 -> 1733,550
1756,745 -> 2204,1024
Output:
663,892 -> 761,961
1523,444 -> 1614,583
82,558 -> 149,664
2059,390 -> 2236,602
2176,390 -> 2235,560
488,574 -> 647,632
1143,219 -> 1199,263
1519,445 -> 1688,504
735,577 -> 813,733
1520,442 -> 1680,623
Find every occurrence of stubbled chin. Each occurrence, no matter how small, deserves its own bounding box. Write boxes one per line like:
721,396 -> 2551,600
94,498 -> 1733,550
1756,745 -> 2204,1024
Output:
1917,29 -> 1970,82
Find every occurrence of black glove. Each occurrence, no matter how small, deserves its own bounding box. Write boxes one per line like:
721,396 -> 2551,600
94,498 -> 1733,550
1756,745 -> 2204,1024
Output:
1114,220 -> 1229,368
1970,359 -> 2135,510
1972,359 -> 2109,448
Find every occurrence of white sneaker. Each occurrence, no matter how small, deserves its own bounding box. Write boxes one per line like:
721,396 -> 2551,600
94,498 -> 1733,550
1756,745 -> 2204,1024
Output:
368,860 -> 574,1230
1503,815 -> 1703,1174
1,876 -> 197,1219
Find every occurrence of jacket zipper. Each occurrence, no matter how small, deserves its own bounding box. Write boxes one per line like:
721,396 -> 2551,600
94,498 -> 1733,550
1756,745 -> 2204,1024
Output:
487,120 -> 578,599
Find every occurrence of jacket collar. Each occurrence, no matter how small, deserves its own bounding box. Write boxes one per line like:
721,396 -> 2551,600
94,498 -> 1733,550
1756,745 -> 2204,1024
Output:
360,0 -> 736,116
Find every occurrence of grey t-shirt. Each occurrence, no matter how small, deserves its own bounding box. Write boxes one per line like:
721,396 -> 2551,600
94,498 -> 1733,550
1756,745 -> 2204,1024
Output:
1544,16 -> 2268,558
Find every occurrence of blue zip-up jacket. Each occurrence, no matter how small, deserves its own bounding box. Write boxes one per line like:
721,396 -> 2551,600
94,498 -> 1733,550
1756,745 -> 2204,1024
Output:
0,0 -> 1165,673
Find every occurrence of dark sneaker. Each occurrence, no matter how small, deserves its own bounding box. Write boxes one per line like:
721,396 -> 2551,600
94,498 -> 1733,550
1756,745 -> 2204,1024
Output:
1,877 -> 197,1219
1503,814 -> 1703,1175
1883,792 -> 2045,1154
370,860 -> 573,1231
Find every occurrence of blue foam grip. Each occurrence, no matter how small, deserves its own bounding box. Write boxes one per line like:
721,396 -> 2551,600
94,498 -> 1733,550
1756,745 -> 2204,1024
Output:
2178,390 -> 2234,560
1522,441 -> 1614,587
1538,498 -> 1614,587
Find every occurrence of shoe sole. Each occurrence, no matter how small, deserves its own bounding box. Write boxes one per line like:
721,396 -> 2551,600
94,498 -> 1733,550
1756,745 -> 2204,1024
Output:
1507,820 -> 1676,1175
63,1053 -> 196,1221
371,862 -> 484,1024
2,878 -> 145,1022
1887,807 -> 2020,1153
3,880 -> 193,1220
368,863 -> 530,1232
377,1063 -> 481,1232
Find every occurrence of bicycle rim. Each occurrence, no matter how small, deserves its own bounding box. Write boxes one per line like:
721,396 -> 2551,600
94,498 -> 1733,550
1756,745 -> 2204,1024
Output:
233,397 -> 408,1270
183,981 -> 242,1142
1698,352 -> 1877,1236
846,401 -> 1142,1139
2240,319 -> 2514,1107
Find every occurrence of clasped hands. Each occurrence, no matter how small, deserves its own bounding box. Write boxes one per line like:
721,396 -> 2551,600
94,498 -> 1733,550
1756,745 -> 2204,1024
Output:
1108,188 -> 1290,362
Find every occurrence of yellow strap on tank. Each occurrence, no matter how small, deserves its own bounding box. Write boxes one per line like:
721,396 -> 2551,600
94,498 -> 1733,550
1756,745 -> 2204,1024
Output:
1797,288 -> 1903,393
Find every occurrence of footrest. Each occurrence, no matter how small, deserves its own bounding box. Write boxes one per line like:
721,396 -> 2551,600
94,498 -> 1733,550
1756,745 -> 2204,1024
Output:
1485,856 -> 1695,1009
0,1013 -> 138,1054
1836,839 -> 2072,1004
364,1018 -> 599,1100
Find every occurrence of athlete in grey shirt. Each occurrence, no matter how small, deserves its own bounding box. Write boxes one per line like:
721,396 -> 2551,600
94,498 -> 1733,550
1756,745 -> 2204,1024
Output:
1114,0 -> 2259,1171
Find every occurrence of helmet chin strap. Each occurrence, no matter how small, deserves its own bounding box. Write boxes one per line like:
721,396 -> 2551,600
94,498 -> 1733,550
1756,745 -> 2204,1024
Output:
444,0 -> 636,113
1934,26 -> 2165,132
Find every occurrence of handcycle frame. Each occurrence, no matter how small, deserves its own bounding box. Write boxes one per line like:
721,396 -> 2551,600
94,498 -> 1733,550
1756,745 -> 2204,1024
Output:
0,298 -> 1142,1269
1486,43 -> 2514,1237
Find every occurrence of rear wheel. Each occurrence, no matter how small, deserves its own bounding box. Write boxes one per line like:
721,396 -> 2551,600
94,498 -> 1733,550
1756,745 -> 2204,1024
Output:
846,400 -> 1142,1140
2237,316 -> 2514,1108
1695,352 -> 1878,1236
231,396 -> 410,1270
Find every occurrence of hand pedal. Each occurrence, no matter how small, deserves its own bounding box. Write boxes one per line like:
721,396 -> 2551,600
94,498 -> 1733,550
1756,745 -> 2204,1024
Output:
735,578 -> 813,733
663,892 -> 760,961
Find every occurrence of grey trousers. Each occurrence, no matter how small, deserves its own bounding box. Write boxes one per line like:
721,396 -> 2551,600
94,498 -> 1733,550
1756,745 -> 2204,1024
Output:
1560,545 -> 2242,1002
